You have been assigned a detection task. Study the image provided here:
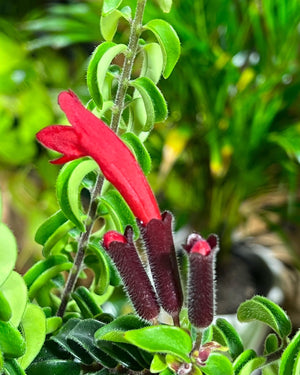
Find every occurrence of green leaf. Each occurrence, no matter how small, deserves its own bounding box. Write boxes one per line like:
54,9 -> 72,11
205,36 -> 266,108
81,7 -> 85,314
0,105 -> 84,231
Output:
56,158 -> 98,232
130,76 -> 168,131
0,272 -> 27,327
233,349 -> 265,375
143,19 -> 180,78
102,0 -> 123,15
3,359 -> 26,375
215,318 -> 244,360
46,317 -> 62,335
155,0 -> 172,13
121,132 -> 152,175
35,210 -> 67,246
95,314 -> 149,344
279,331 -> 300,375
101,9 -> 130,41
42,219 -> 76,257
124,326 -> 192,362
237,296 -> 292,338
0,290 -> 12,321
0,321 -> 26,358
87,42 -> 127,107
71,286 -> 103,318
201,353 -> 233,375
24,256 -> 73,300
264,333 -> 279,354
141,43 -> 164,84
100,189 -> 138,237
150,354 -> 167,373
26,360 -> 81,375
0,223 -> 17,286
85,243 -> 110,295
24,255 -> 70,288
18,304 -> 46,369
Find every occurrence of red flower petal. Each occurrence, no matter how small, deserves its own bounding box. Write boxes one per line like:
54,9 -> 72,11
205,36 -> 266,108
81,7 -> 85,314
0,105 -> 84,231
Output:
37,91 -> 161,224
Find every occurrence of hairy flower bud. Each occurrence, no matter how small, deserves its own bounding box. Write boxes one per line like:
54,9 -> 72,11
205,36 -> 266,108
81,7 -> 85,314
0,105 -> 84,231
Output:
140,211 -> 183,318
103,227 -> 160,321
183,233 -> 219,328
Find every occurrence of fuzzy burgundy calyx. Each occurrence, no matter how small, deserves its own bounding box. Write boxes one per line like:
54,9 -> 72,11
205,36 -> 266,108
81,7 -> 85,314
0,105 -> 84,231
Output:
103,226 -> 160,321
139,211 -> 183,317
183,233 -> 219,328
36,90 -> 161,225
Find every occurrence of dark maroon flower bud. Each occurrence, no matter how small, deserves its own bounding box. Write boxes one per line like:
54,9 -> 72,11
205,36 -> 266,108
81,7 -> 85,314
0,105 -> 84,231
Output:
103,226 -> 160,321
183,233 -> 219,328
139,211 -> 183,319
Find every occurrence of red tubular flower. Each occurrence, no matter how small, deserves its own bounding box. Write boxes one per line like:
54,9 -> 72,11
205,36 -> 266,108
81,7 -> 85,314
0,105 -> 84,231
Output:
183,233 -> 219,328
36,90 -> 161,225
103,226 -> 160,321
139,211 -> 183,319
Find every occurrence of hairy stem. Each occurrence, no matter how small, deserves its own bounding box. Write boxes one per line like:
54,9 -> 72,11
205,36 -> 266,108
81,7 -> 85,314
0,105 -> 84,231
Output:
56,175 -> 104,317
111,0 -> 147,132
57,0 -> 148,317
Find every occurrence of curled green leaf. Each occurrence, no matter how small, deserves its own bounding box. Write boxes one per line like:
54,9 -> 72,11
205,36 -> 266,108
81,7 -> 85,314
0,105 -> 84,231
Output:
279,331 -> 300,375
143,19 -> 180,78
0,223 -> 17,287
237,296 -> 292,339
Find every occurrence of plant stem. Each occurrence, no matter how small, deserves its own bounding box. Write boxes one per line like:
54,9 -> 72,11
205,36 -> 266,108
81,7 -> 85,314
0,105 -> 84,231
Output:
56,0 -> 147,317
56,175 -> 104,317
111,0 -> 147,132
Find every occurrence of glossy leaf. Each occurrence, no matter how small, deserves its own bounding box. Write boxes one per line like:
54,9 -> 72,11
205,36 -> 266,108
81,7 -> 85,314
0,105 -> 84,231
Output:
233,349 -> 265,375
102,0 -> 122,15
35,210 -> 67,246
46,317 -> 62,335
156,0 -> 172,13
0,290 -> 12,322
26,360 -> 81,375
42,220 -> 75,257
0,272 -> 27,327
124,326 -> 192,362
95,314 -> 149,344
279,330 -> 300,375
56,158 -> 98,232
3,359 -> 26,375
18,304 -> 46,369
237,296 -> 292,338
27,262 -> 73,300
215,318 -> 243,360
150,353 -> 167,373
201,353 -> 233,375
144,19 -> 180,78
24,255 -> 68,287
71,286 -> 103,318
121,132 -> 152,175
85,243 -> 110,295
87,42 -> 127,107
0,321 -> 26,358
66,319 -> 118,368
87,42 -> 115,106
0,223 -> 17,287
100,189 -> 138,237
141,43 -> 164,84
101,9 -> 130,41
130,76 -> 168,130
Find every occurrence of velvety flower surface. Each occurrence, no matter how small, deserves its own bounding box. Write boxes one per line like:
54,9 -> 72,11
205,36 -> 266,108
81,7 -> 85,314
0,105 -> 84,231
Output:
36,90 -> 161,225
140,211 -> 183,317
103,227 -> 160,321
183,233 -> 218,328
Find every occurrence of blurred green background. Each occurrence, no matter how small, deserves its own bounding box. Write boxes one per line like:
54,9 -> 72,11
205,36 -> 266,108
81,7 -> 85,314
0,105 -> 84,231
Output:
1,0 -> 300,280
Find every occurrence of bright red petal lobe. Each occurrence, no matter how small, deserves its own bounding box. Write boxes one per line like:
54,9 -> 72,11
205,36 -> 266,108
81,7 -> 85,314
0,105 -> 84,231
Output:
103,231 -> 127,248
36,90 -> 161,224
190,240 -> 211,256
